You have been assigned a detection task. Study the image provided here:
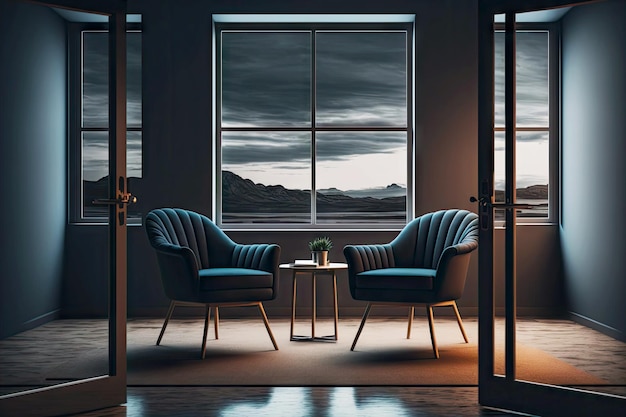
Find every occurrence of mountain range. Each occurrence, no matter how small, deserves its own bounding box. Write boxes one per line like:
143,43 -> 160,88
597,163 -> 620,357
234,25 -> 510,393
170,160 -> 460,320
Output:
83,173 -> 547,216
495,184 -> 548,200
222,170 -> 405,213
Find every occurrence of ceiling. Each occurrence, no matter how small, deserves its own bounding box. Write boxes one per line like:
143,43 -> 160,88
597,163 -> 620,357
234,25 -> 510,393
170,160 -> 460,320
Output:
494,7 -> 572,22
51,7 -> 571,24
52,8 -> 141,23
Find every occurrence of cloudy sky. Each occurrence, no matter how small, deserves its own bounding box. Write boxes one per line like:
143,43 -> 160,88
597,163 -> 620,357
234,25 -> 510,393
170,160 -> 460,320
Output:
220,30 -> 408,192
81,29 -> 550,193
82,31 -> 142,181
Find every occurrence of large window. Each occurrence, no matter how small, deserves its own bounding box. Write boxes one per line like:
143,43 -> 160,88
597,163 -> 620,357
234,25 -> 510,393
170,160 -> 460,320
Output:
70,26 -> 142,223
494,25 -> 558,222
216,24 -> 412,228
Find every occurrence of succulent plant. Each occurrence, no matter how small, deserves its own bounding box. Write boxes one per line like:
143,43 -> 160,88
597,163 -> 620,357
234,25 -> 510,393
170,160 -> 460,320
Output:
308,236 -> 333,251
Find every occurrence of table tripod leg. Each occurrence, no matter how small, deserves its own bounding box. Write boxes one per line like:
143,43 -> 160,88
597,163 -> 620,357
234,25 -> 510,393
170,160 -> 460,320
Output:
333,272 -> 339,340
291,272 -> 297,340
312,273 -> 316,339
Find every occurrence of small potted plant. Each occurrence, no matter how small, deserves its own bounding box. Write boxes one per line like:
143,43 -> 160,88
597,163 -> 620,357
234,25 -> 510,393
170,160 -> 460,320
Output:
308,236 -> 333,266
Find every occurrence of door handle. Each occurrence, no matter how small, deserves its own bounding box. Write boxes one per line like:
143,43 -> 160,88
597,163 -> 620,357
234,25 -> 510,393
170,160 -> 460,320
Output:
470,196 -> 491,230
92,193 -> 137,206
490,202 -> 534,210
470,197 -> 534,210
470,196 -> 489,206
93,193 -> 137,226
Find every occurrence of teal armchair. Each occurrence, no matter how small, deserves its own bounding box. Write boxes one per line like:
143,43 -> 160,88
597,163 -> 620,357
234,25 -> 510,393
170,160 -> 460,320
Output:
145,208 -> 280,358
343,209 -> 479,358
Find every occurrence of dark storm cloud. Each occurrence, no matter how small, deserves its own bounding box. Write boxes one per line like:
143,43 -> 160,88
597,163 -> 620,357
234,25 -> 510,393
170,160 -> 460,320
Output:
223,141 -> 309,165
221,32 -> 311,127
494,130 -> 546,152
83,31 -> 142,127
222,132 -> 310,165
221,30 -> 407,128
316,132 -> 406,161
222,131 -> 405,166
127,32 -> 142,126
494,31 -> 549,129
315,32 -> 407,126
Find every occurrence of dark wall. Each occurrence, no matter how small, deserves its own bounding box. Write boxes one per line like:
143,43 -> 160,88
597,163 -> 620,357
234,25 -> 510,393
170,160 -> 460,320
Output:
61,0 -> 566,320
561,0 -> 626,340
0,0 -> 67,338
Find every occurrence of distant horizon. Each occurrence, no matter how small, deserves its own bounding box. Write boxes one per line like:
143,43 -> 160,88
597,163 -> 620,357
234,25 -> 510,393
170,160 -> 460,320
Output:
84,171 -> 547,195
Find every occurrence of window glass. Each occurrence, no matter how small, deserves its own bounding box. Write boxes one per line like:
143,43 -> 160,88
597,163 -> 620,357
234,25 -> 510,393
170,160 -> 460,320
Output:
221,131 -> 311,224
221,31 -> 311,128
315,32 -> 407,127
316,131 -> 406,224
494,31 -> 549,127
494,30 -> 550,221
218,25 -> 410,228
79,30 -> 142,221
82,32 -> 108,128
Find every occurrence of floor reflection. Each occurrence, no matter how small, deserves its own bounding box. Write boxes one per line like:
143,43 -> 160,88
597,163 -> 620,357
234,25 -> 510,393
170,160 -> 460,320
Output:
84,386 -> 520,417
328,387 -> 410,417
219,387 -> 313,417
218,387 -> 411,417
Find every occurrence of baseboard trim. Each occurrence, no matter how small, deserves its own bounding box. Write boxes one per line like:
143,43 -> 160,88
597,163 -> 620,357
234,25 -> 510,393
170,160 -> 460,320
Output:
22,309 -> 60,331
569,311 -> 625,342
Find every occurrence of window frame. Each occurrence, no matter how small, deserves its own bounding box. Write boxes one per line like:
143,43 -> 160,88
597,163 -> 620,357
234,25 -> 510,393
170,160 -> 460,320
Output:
68,22 -> 142,225
214,22 -> 414,231
493,22 -> 560,225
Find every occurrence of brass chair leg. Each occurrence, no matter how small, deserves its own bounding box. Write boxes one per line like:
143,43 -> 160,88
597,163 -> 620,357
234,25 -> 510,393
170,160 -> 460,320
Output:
427,305 -> 439,359
156,300 -> 176,346
214,306 -> 220,340
351,303 -> 372,351
201,305 -> 211,359
257,302 -> 279,350
452,301 -> 469,343
407,306 -> 415,339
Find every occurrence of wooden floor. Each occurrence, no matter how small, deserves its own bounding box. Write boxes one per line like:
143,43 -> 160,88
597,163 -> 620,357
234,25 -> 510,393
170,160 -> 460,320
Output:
1,317 -> 624,416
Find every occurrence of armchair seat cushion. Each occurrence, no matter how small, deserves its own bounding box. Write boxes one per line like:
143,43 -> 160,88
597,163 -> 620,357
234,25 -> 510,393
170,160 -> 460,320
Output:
199,268 -> 274,291
356,268 -> 435,291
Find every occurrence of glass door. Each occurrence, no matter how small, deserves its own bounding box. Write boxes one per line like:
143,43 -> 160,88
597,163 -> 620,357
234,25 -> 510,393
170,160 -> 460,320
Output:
0,1 -> 129,415
477,0 -> 626,415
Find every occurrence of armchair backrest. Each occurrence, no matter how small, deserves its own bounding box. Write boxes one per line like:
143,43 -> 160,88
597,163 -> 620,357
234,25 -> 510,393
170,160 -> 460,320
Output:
145,208 -> 235,270
145,208 -> 281,302
390,209 -> 478,269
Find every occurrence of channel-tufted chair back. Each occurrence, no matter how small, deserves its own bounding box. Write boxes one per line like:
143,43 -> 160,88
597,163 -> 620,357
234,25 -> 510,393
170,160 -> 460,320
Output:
146,208 -> 279,272
391,209 -> 479,269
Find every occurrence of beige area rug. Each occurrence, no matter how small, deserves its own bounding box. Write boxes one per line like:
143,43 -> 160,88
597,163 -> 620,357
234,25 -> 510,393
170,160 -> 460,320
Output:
47,317 -> 607,387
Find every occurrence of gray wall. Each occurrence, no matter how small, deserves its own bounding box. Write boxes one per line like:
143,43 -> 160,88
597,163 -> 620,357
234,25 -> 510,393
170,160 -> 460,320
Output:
0,0 -> 67,338
561,0 -> 626,340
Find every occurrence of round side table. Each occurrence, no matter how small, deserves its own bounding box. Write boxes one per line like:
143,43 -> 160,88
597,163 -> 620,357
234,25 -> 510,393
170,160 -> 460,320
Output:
279,262 -> 348,342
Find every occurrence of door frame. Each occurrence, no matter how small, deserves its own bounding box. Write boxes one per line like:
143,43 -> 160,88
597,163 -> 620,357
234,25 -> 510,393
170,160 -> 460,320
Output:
0,1 -> 128,416
477,0 -> 625,415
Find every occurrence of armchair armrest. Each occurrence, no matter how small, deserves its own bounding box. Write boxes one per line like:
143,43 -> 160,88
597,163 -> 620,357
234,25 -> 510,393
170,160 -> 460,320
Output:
449,239 -> 479,256
232,243 -> 281,274
343,244 -> 395,274
153,244 -> 200,301
343,244 -> 395,298
434,240 -> 478,300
